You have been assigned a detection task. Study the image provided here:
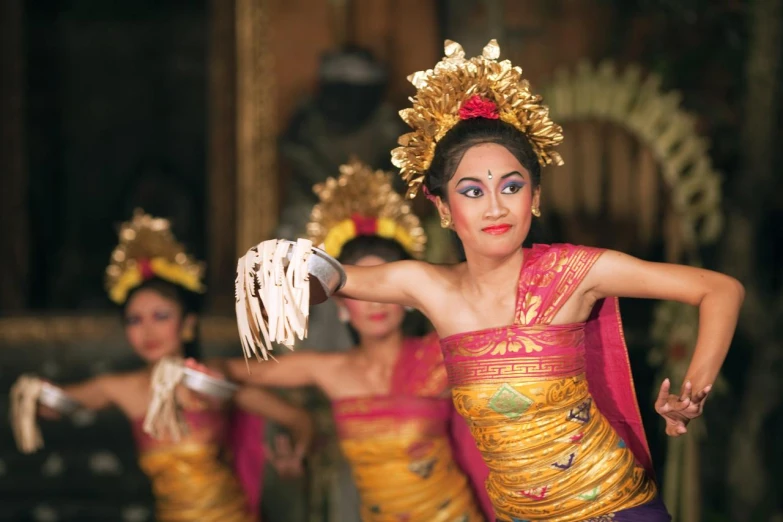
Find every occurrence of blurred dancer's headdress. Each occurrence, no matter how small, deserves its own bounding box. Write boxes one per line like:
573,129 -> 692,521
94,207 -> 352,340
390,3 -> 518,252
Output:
392,39 -> 564,199
105,209 -> 205,304
307,158 -> 426,259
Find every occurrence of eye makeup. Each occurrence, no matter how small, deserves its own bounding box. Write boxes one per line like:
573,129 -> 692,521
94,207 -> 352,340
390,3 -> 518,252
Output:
500,180 -> 526,194
457,185 -> 484,198
153,310 -> 173,321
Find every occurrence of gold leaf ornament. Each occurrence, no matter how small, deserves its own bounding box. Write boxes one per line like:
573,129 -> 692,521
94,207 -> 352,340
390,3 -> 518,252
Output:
392,40 -> 565,199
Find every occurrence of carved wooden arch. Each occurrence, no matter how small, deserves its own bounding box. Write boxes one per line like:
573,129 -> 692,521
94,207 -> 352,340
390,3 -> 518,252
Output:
540,60 -> 723,265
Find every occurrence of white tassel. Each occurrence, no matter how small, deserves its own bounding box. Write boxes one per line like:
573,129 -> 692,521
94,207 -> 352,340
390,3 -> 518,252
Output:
143,356 -> 187,441
234,239 -> 313,364
9,375 -> 45,454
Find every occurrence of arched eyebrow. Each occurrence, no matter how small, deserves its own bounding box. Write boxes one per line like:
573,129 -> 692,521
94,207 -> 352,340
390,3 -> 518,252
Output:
500,170 -> 524,180
455,170 -> 525,186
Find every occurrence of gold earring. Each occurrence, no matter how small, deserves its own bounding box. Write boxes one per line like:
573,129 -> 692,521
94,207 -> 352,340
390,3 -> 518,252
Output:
182,326 -> 195,342
532,207 -> 541,218
440,215 -> 452,228
337,307 -> 350,323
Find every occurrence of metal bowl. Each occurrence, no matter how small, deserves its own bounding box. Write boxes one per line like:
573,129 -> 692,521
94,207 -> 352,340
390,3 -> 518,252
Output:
282,240 -> 346,305
182,367 -> 238,400
38,383 -> 81,415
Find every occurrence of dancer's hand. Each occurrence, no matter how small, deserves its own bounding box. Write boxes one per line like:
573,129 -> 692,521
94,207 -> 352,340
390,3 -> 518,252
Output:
36,380 -> 61,420
38,404 -> 61,421
654,378 -> 711,437
177,359 -> 226,411
266,433 -> 307,480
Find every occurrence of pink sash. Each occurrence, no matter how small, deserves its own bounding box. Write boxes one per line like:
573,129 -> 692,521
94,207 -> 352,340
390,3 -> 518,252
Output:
520,243 -> 653,476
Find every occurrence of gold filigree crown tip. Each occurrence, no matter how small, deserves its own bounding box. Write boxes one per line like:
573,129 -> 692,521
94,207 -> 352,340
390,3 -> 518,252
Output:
392,39 -> 564,199
105,209 -> 205,304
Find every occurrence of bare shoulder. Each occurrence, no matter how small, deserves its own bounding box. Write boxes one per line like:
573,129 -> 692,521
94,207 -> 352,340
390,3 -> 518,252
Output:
416,262 -> 465,300
387,259 -> 439,280
103,369 -> 149,400
307,351 -> 349,368
305,351 -> 353,385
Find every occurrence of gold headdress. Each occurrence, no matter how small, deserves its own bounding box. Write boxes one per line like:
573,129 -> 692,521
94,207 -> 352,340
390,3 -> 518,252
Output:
392,39 -> 564,199
105,209 -> 205,305
307,158 -> 427,259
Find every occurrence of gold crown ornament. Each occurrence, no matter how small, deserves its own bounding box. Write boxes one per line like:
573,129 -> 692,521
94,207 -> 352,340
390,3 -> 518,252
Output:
105,209 -> 205,305
392,39 -> 565,199
306,158 -> 427,259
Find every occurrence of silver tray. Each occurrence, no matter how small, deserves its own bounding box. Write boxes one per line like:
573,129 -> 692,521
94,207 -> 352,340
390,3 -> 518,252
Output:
38,383 -> 81,415
182,367 -> 238,400
281,240 -> 346,305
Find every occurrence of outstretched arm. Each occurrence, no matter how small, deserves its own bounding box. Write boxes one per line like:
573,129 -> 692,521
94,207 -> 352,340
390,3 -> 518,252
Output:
587,250 -> 744,394
337,260 -> 434,309
60,375 -> 118,412
209,352 -> 330,389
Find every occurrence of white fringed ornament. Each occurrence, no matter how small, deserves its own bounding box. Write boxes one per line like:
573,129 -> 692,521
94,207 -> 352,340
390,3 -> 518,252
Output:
143,356 -> 187,441
10,375 -> 45,454
235,239 -> 312,364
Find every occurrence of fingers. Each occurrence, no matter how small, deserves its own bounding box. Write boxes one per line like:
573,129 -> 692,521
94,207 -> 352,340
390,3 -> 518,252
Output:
38,405 -> 62,421
666,424 -> 687,437
679,380 -> 692,402
185,359 -> 225,379
275,434 -> 293,454
266,435 -> 305,479
656,378 -> 671,403
692,384 -> 712,404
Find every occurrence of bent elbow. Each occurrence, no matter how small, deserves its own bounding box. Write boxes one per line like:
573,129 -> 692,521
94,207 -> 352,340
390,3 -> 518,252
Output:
721,275 -> 745,304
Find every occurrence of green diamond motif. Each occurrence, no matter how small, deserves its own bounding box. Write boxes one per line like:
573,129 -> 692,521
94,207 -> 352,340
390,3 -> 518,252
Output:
488,383 -> 534,419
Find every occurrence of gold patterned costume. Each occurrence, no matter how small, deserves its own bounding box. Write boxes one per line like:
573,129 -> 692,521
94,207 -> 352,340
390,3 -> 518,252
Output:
113,211 -> 257,522
442,245 -> 665,521
131,411 -> 254,522
310,162 -> 490,521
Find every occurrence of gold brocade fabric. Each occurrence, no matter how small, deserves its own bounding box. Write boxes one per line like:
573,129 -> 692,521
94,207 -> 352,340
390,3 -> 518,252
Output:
442,244 -> 658,521
451,373 -> 656,521
335,396 -> 485,522
138,444 -> 253,522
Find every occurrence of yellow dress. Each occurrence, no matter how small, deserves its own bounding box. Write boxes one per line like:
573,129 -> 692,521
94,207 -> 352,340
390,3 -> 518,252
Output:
332,334 -> 489,522
132,410 -> 254,522
441,244 -> 664,522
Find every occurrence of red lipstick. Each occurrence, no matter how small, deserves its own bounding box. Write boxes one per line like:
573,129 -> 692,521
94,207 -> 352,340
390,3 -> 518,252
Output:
482,224 -> 511,235
368,313 -> 388,321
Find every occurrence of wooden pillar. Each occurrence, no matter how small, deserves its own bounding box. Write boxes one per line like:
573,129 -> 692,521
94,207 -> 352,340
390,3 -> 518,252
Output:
208,0 -> 279,310
0,0 -> 28,311
235,0 -> 278,255
207,0 -> 238,311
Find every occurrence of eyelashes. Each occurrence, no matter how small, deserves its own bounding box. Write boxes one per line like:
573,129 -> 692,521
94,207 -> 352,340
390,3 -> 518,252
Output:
458,186 -> 483,198
124,312 -> 173,325
501,181 -> 525,194
457,182 -> 526,198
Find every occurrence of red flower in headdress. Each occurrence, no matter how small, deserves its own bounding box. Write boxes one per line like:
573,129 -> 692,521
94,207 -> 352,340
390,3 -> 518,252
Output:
351,214 -> 378,236
137,258 -> 155,280
459,95 -> 500,120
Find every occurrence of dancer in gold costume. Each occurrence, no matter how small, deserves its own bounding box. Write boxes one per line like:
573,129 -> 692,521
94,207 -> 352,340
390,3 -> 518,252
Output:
14,210 -> 313,522
237,41 -> 744,521
222,160 -> 493,522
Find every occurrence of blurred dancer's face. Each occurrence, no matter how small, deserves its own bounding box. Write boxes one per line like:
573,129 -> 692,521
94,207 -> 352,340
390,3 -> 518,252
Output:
443,143 -> 539,259
124,289 -> 186,363
340,255 -> 406,341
